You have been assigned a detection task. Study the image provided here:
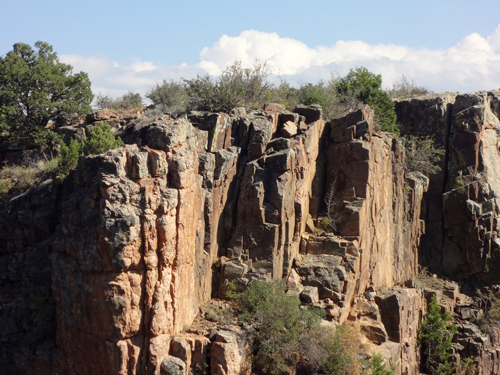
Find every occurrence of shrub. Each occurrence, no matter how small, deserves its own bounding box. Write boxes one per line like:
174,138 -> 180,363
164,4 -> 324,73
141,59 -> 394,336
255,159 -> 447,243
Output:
319,325 -> 364,375
404,136 -> 445,176
56,139 -> 80,178
0,158 -> 55,200
477,288 -> 500,331
81,122 -> 123,156
184,60 -> 271,113
94,93 -> 114,110
146,79 -> 187,114
265,78 -> 299,110
296,77 -> 361,120
388,74 -> 432,99
298,82 -> 330,108
337,67 -> 398,135
144,107 -> 164,118
94,91 -> 143,112
235,280 -> 322,374
370,353 -> 395,375
419,295 -> 457,375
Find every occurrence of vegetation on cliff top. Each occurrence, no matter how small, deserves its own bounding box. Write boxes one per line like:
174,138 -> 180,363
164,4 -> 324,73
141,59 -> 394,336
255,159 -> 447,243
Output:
0,41 -> 93,143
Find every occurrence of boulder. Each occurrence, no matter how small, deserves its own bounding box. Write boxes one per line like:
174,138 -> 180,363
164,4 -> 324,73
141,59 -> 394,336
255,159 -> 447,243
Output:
161,355 -> 186,375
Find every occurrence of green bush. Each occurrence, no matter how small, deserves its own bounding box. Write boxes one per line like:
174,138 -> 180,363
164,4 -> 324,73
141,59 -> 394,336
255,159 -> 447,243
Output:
318,325 -> 364,375
94,91 -> 143,111
419,295 -> 457,375
56,139 -> 80,178
184,60 -> 271,113
144,107 -> 164,118
265,78 -> 299,110
297,82 -> 331,109
370,353 -> 395,375
337,67 -> 398,135
146,79 -> 188,114
81,122 -> 123,156
404,136 -> 445,176
234,280 -> 323,374
54,122 -> 123,179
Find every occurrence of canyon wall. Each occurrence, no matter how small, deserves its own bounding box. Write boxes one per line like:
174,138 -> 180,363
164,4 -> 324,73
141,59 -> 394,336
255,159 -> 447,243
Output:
2,91 -> 500,374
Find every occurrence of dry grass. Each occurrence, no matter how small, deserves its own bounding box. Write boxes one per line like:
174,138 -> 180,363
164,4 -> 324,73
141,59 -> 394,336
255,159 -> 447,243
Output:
0,159 -> 55,201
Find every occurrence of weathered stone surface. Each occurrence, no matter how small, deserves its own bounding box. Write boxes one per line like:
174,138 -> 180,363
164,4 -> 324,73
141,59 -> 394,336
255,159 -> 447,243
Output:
293,104 -> 323,123
161,355 -> 186,375
211,328 -> 253,375
295,254 -> 345,293
281,120 -> 297,138
301,286 -> 319,303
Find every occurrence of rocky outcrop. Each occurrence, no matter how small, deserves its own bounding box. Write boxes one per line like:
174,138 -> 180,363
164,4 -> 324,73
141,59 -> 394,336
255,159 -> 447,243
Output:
4,90 -> 500,375
396,91 -> 500,285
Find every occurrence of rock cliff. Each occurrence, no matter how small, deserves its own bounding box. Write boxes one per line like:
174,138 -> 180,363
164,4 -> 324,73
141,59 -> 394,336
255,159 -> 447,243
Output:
2,92 -> 500,374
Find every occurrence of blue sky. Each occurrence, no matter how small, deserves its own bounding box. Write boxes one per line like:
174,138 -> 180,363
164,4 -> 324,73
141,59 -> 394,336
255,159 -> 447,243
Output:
2,0 -> 500,97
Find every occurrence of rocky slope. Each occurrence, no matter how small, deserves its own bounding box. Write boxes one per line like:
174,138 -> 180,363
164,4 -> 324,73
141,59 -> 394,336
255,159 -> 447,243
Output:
1,92 -> 500,374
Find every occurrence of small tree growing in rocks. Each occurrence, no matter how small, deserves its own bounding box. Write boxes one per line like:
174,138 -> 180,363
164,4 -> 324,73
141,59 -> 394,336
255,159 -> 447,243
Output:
418,295 -> 457,375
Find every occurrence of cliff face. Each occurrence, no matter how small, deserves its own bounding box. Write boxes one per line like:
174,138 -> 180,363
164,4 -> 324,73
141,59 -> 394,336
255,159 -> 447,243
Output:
2,92 -> 500,375
396,91 -> 500,284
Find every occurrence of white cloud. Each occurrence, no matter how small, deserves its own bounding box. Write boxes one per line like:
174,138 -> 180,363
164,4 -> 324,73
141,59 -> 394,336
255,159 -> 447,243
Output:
59,25 -> 500,99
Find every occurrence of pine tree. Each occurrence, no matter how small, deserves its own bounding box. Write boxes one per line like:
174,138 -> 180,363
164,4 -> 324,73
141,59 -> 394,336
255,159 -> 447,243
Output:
419,295 -> 457,375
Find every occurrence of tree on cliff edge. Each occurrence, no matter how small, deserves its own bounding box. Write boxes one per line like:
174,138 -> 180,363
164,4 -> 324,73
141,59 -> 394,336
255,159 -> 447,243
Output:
337,67 -> 398,135
0,41 -> 93,142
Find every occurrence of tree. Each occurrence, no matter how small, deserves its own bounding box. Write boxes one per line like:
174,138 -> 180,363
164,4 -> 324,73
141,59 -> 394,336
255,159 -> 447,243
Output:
0,41 -> 93,141
419,295 -> 457,375
81,122 -> 123,156
337,67 -> 398,135
370,353 -> 395,375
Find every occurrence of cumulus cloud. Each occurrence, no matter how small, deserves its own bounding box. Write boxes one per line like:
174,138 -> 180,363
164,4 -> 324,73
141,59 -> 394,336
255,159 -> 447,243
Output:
60,25 -> 500,99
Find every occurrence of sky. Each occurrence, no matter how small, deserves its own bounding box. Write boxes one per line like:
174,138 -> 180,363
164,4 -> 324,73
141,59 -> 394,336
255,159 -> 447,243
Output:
2,0 -> 500,98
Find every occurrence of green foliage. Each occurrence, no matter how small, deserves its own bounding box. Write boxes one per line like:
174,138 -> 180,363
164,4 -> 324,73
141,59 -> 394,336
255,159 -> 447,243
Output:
81,122 -> 123,156
236,280 -> 322,374
404,136 -> 445,176
224,281 -> 238,300
144,107 -> 164,118
337,67 -> 398,134
56,139 -> 80,178
457,357 -> 478,375
319,325 -> 364,375
53,122 -> 122,179
370,353 -> 395,375
265,78 -> 299,109
319,217 -> 330,231
184,60 -> 271,113
298,82 -> 331,109
388,74 -> 432,99
146,79 -> 188,112
0,41 -> 93,141
94,91 -> 143,111
419,295 -> 457,375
